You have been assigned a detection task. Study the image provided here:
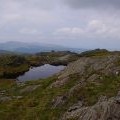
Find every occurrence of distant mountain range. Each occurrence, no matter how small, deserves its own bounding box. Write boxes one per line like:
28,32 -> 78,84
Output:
0,41 -> 86,54
0,50 -> 15,55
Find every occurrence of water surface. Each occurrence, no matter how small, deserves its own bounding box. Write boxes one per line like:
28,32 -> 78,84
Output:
17,64 -> 65,81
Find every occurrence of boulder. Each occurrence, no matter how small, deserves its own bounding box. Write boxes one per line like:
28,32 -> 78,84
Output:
61,92 -> 120,120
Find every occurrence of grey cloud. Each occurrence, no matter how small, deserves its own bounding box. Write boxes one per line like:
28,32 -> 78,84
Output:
0,0 -> 120,50
15,0 -> 57,10
0,0 -> 57,11
63,0 -> 120,9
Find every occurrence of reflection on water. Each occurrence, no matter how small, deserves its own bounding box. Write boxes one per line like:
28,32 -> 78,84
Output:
17,64 -> 65,81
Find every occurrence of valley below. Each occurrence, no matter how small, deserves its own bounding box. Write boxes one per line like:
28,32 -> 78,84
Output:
1,49 -> 120,120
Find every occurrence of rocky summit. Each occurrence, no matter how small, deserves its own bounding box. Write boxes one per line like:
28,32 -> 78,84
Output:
1,51 -> 120,120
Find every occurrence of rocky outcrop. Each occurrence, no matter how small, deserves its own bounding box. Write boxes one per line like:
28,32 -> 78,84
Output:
51,55 -> 120,88
50,77 -> 69,88
61,92 -> 120,120
49,55 -> 120,120
59,55 -> 120,79
52,95 -> 68,108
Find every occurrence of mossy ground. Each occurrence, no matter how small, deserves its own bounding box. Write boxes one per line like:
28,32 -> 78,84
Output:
0,73 -> 120,120
0,75 -> 79,120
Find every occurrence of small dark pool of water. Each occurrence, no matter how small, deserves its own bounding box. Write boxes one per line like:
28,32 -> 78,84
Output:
17,64 -> 65,82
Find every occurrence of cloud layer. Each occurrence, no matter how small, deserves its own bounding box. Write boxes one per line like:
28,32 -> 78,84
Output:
63,0 -> 120,9
0,0 -> 120,49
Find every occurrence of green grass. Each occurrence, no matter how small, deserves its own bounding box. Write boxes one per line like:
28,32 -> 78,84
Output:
0,73 -> 120,119
0,74 -> 81,120
0,79 -> 16,90
80,49 -> 111,57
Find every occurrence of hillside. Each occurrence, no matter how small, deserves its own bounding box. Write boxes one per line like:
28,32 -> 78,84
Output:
0,50 -> 120,120
0,50 -> 16,55
0,41 -> 85,54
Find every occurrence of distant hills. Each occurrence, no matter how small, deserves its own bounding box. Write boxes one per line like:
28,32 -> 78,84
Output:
0,50 -> 16,55
0,41 -> 86,54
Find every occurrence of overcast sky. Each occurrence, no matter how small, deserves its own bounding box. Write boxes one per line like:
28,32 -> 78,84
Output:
0,0 -> 120,49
